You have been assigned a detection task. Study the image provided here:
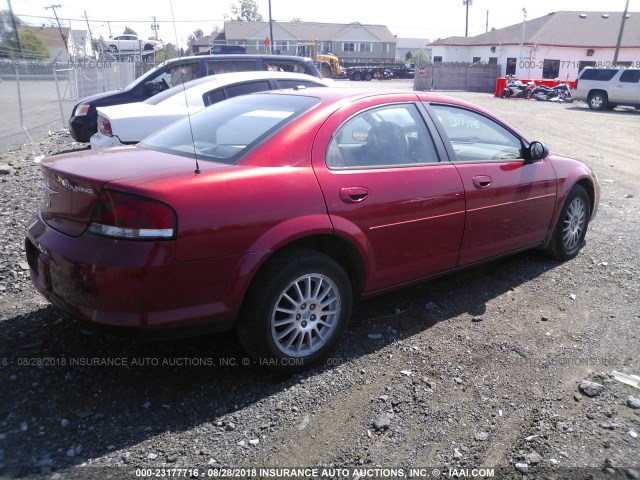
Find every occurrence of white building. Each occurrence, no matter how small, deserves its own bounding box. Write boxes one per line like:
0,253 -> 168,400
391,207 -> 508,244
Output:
68,30 -> 92,59
428,11 -> 640,80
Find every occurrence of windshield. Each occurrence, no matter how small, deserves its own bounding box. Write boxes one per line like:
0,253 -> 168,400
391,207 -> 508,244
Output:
139,93 -> 320,164
123,61 -> 169,90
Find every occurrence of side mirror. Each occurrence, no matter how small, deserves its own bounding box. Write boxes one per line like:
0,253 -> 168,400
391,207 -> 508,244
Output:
528,141 -> 549,162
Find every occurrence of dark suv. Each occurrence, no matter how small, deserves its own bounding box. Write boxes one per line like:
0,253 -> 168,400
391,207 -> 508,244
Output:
69,54 -> 321,142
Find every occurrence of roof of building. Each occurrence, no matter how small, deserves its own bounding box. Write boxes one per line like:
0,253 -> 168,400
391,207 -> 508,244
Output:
26,26 -> 70,49
396,38 -> 432,49
429,11 -> 640,48
224,21 -> 397,43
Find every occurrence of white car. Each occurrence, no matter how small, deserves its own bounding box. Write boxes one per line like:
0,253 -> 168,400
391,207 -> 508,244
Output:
90,71 -> 330,149
104,35 -> 162,54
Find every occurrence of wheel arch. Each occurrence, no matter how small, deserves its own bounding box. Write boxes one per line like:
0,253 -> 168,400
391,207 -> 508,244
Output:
575,177 -> 596,219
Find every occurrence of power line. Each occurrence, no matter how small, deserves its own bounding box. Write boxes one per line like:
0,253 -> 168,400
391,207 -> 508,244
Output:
15,13 -> 226,24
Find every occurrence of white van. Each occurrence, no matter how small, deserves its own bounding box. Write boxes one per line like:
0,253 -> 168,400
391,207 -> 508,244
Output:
573,67 -> 640,111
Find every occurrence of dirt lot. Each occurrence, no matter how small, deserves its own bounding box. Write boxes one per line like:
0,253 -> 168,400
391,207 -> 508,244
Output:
0,85 -> 639,480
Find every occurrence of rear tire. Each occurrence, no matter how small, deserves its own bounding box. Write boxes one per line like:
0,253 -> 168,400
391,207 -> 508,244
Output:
353,72 -> 362,81
321,65 -> 332,79
364,72 -> 373,81
544,185 -> 590,260
236,249 -> 353,373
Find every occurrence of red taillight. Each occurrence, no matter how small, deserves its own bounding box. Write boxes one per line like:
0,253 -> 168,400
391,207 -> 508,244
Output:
98,115 -> 112,136
88,190 -> 176,239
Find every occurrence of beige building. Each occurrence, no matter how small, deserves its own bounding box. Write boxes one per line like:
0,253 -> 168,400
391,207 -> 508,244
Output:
428,11 -> 640,80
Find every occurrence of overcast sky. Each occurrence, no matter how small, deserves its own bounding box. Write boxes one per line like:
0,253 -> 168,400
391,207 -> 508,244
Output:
7,0 -> 638,48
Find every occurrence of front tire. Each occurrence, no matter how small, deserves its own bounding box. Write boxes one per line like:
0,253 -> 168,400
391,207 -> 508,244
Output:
108,45 -> 118,53
588,91 -> 607,111
544,185 -> 590,260
237,249 -> 353,372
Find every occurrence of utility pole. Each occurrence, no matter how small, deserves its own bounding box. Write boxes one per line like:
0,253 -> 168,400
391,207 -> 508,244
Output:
44,4 -> 67,51
268,0 -> 274,54
83,11 -> 94,56
520,8 -> 527,63
151,16 -> 160,40
613,0 -> 630,65
463,0 -> 472,37
486,10 -> 489,33
7,0 -> 23,59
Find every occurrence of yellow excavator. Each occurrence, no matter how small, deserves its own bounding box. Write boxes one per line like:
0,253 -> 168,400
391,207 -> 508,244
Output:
295,42 -> 343,79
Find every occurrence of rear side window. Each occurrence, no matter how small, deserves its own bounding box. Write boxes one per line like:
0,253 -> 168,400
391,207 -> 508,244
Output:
206,60 -> 258,74
326,104 -> 440,169
276,79 -> 324,89
620,70 -> 640,83
265,59 -> 312,74
579,69 -> 618,81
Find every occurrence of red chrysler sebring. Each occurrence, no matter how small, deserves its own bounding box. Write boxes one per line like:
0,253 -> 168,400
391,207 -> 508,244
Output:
25,88 -> 600,370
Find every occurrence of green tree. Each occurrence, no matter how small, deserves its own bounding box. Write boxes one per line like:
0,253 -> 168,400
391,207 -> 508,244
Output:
230,0 -> 263,21
123,26 -> 138,36
187,28 -> 204,47
0,10 -> 22,58
18,27 -> 48,59
157,42 -> 178,61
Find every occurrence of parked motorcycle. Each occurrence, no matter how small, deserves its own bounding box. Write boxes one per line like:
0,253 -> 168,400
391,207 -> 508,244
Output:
534,83 -> 574,103
501,75 -> 534,98
523,82 -> 550,99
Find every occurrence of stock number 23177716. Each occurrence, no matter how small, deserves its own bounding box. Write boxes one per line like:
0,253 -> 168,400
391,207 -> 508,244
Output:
519,60 -> 640,69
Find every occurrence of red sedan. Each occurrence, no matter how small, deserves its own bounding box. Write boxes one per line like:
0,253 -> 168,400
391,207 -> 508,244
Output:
25,88 -> 600,371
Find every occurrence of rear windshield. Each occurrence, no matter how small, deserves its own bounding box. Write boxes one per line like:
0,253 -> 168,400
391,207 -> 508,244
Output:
579,69 -> 618,81
139,93 -> 320,164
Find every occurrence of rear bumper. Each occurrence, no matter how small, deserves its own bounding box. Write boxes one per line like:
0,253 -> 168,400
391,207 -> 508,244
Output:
25,214 -> 247,331
90,132 -> 124,149
69,114 -> 97,143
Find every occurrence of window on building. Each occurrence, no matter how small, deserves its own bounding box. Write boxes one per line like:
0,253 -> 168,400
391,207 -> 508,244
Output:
542,59 -> 560,79
343,43 -> 355,52
488,57 -> 498,65
472,57 -> 481,64
578,61 -> 596,73
433,56 -> 443,63
358,43 -> 373,53
274,41 -> 289,52
318,41 -> 332,53
506,57 -> 517,75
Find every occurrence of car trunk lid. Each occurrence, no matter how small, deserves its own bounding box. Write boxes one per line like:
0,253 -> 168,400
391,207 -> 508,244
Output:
38,146 -> 218,237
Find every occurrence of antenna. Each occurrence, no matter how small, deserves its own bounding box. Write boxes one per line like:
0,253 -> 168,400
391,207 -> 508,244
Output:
169,0 -> 201,174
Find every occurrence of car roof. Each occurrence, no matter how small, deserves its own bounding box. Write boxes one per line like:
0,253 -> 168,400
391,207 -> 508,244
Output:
163,54 -> 314,65
147,71 -> 328,106
252,86 -> 470,107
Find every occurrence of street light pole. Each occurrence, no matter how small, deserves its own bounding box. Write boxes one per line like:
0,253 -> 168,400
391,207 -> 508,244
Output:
463,0 -> 472,37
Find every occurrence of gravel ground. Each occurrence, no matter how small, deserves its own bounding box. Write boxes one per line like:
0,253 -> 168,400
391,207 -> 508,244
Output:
0,92 -> 639,480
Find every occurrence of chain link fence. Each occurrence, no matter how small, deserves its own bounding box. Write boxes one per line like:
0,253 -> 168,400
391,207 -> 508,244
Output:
0,59 -> 157,151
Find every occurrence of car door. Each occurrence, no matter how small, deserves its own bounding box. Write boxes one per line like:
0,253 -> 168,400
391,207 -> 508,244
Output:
614,69 -> 640,104
312,97 -> 465,293
426,103 -> 557,266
